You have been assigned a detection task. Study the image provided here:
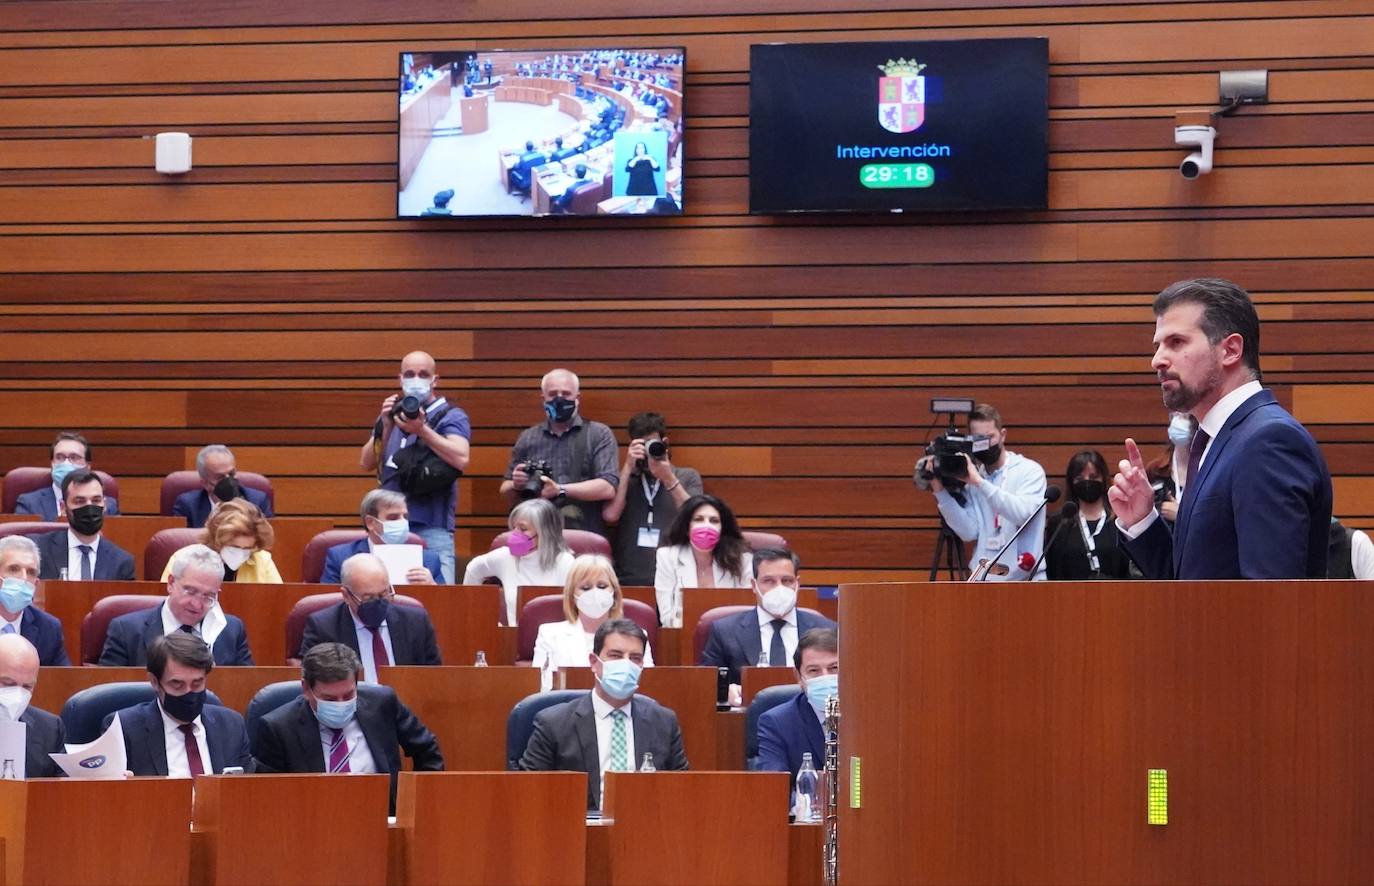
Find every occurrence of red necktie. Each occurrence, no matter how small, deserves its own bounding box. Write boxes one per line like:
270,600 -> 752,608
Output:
1183,427 -> 1211,504
370,627 -> 390,669
327,727 -> 351,773
178,723 -> 204,776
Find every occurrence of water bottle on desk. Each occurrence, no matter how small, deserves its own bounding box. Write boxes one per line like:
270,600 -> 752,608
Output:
794,752 -> 821,822
473,651 -> 488,667
757,650 -> 769,668
639,753 -> 656,773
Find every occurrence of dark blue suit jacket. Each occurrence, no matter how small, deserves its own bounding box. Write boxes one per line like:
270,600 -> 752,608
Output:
22,705 -> 65,778
19,605 -> 71,666
298,600 -> 441,664
99,602 -> 255,667
172,486 -> 273,529
34,530 -> 135,582
699,608 -> 838,686
104,699 -> 254,776
755,691 -> 824,788
1122,388 -> 1333,579
14,488 -> 119,522
319,538 -> 443,585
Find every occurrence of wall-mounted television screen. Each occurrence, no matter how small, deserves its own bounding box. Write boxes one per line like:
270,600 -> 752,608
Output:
749,38 -> 1048,214
397,47 -> 685,218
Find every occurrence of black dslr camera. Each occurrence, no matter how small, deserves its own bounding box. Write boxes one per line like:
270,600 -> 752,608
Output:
519,460 -> 555,499
915,398 -> 990,497
392,395 -> 423,421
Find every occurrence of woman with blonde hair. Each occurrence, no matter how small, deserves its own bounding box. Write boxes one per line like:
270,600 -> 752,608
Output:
464,498 -> 575,624
160,498 -> 281,583
531,554 -> 654,691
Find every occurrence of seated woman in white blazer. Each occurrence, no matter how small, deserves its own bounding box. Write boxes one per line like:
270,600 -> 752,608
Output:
531,554 -> 654,691
653,494 -> 753,628
463,498 -> 575,624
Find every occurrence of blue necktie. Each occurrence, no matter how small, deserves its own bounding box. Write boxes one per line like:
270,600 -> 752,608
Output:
78,544 -> 93,581
0,624 -> 15,635
769,619 -> 787,667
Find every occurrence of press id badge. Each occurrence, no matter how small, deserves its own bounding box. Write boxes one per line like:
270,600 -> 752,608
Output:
637,527 -> 661,548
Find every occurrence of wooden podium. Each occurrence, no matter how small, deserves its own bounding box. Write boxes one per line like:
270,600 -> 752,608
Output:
395,771 -> 586,886
191,773 -> 389,886
838,580 -> 1374,885
0,778 -> 193,885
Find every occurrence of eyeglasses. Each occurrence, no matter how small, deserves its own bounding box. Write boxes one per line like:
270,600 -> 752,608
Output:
180,588 -> 219,604
756,576 -> 800,590
344,587 -> 395,606
52,454 -> 87,464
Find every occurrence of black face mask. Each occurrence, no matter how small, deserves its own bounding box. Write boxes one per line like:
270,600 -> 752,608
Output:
159,687 -> 206,724
974,444 -> 1002,467
357,597 -> 390,630
1073,478 -> 1105,503
544,397 -> 577,424
213,475 -> 243,502
69,503 -> 104,536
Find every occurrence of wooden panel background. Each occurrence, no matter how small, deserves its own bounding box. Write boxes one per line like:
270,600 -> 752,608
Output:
2,0 -> 1373,583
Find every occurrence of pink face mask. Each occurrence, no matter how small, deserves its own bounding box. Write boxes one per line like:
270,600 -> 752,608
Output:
689,525 -> 721,552
507,531 -> 536,558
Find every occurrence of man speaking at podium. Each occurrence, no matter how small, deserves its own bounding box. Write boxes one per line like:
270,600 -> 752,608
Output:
1111,278 -> 1332,579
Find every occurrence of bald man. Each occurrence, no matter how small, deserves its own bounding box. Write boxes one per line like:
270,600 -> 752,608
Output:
500,367 -> 619,537
361,351 -> 471,583
0,633 -> 65,778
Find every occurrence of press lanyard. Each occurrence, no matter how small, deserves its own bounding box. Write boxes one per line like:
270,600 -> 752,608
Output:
641,474 -> 661,525
1078,513 -> 1105,574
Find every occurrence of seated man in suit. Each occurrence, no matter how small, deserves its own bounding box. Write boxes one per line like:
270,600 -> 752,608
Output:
756,627 -> 837,791
519,618 -> 688,809
0,632 -> 65,777
173,444 -> 274,529
100,544 -> 254,666
106,632 -> 254,777
419,188 -> 455,217
252,642 -> 444,813
300,552 -> 441,681
550,135 -> 577,163
35,470 -> 136,582
553,164 -> 598,214
509,140 -> 547,193
319,489 -> 441,585
700,548 -> 837,705
0,536 -> 70,666
15,431 -> 121,521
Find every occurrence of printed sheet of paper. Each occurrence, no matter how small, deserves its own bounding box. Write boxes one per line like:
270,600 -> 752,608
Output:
51,712 -> 127,779
372,544 -> 424,584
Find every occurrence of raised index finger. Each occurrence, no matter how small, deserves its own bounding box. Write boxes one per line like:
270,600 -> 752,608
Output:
1124,437 -> 1145,471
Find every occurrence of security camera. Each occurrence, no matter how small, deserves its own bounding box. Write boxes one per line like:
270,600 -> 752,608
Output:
1175,125 -> 1215,179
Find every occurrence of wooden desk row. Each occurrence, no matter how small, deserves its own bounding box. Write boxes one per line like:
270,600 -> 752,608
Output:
32,665 -> 796,772
0,772 -> 822,886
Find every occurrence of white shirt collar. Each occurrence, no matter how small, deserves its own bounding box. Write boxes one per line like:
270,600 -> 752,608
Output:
160,598 -> 228,647
756,605 -> 798,628
159,704 -> 203,734
66,529 -> 101,550
1,609 -> 21,630
1198,380 -> 1263,439
590,688 -> 632,720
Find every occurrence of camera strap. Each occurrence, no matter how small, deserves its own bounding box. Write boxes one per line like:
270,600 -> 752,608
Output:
569,421 -> 589,483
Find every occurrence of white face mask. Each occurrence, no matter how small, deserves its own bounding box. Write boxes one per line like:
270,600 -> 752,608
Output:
575,587 -> 615,619
1168,414 -> 1196,446
0,685 -> 32,721
220,545 -> 252,571
759,585 -> 797,618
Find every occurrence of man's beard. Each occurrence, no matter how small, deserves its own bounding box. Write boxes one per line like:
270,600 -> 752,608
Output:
1160,358 -> 1222,412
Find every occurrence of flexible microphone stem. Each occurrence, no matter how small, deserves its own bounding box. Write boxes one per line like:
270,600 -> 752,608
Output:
1027,500 -> 1079,579
968,485 -> 1062,582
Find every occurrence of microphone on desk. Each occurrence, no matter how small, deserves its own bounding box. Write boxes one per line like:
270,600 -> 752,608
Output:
1026,499 -> 1078,580
967,485 -> 1061,582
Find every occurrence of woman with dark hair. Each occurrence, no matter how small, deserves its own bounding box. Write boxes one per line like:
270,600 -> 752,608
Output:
624,141 -> 661,196
653,493 -> 753,627
1042,449 -> 1133,580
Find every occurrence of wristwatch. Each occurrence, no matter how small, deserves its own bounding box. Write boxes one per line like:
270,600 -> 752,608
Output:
556,485 -> 567,502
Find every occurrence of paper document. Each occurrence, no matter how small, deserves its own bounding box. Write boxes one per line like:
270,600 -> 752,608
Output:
0,719 -> 26,779
51,713 -> 127,779
373,544 -> 424,584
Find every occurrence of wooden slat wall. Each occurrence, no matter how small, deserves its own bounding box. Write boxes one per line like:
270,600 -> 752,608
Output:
2,0 -> 1373,583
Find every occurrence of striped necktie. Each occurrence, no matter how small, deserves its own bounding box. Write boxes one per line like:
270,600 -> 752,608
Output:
328,727 -> 351,773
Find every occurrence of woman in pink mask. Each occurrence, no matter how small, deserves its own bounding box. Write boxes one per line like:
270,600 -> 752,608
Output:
531,554 -> 655,691
653,494 -> 752,628
463,498 -> 574,624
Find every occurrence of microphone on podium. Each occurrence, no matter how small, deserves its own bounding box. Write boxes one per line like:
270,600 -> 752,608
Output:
1027,499 -> 1078,580
967,485 -> 1061,582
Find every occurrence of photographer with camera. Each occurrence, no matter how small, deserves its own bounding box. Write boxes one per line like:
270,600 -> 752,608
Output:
915,403 -> 1047,581
360,351 -> 471,583
500,368 -> 619,538
603,412 -> 703,586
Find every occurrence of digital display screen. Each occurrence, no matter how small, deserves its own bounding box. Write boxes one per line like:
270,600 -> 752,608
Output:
749,38 -> 1048,214
397,47 -> 685,218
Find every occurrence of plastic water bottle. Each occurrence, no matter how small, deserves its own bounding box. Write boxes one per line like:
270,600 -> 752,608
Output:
639,752 -> 656,772
473,650 -> 488,667
794,752 -> 821,822
757,649 -> 770,667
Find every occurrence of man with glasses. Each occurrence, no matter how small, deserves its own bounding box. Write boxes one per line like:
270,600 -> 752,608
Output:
298,552 -> 441,682
699,548 -> 836,699
15,431 -> 121,520
99,544 -> 254,666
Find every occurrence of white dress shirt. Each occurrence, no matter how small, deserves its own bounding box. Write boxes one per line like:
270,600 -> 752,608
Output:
531,619 -> 655,691
1351,529 -> 1374,580
755,606 -> 799,667
0,610 -> 22,632
934,451 -> 1048,581
653,546 -> 754,628
160,706 -> 212,778
50,483 -> 65,517
317,716 -> 375,774
159,599 -> 228,648
591,690 -> 636,799
66,530 -> 100,580
462,547 -> 576,624
351,610 -> 396,684
1120,380 -> 1264,539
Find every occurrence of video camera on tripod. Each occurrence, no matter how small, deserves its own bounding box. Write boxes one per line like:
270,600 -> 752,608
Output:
915,397 -> 993,500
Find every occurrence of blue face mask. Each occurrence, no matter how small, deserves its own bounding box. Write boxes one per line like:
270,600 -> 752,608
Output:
805,673 -> 838,714
314,696 -> 357,729
51,461 -> 77,487
0,577 -> 35,613
376,518 -> 409,545
1168,415 -> 1195,446
596,657 -> 642,700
